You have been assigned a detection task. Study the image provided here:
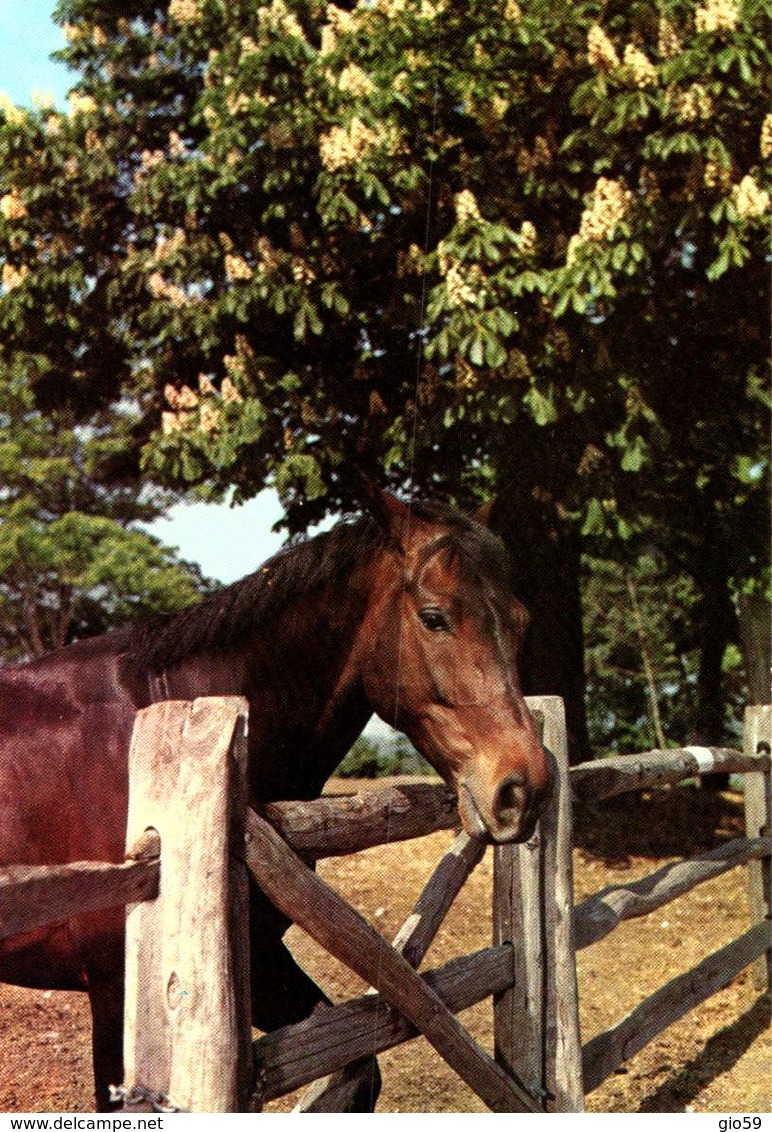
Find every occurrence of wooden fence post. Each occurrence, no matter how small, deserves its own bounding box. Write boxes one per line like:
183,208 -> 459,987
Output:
743,703 -> 772,992
493,695 -> 584,1111
122,697 -> 251,1112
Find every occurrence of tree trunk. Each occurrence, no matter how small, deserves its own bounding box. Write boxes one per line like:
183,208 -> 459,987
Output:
691,531 -> 738,790
737,594 -> 771,707
488,489 -> 591,765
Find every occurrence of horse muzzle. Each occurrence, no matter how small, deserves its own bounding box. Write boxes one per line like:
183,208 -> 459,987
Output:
457,767 -> 552,844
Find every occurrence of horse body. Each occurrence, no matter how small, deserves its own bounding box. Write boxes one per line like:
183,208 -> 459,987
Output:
0,492 -> 550,1111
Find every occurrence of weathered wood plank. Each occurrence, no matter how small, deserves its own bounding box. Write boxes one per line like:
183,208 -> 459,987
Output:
570,747 -> 767,803
255,946 -> 513,1101
392,831 -> 486,969
260,782 -> 458,859
259,746 -> 769,863
582,921 -> 771,1093
123,697 -> 251,1113
245,806 -> 539,1112
493,824 -> 542,1103
540,698 -> 584,1113
493,696 -> 584,1112
493,700 -> 552,1105
575,837 -> 772,951
0,857 -> 159,942
744,704 -> 772,991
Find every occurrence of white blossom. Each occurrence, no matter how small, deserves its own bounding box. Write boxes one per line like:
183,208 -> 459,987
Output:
0,189 -> 27,221
695,0 -> 739,33
454,189 -> 481,224
733,175 -> 770,220
587,25 -> 619,71
623,44 -> 657,89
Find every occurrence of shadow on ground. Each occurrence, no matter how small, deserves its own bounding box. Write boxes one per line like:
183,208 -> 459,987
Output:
637,994 -> 771,1112
572,785 -> 746,865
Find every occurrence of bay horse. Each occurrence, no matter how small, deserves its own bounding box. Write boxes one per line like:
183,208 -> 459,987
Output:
0,489 -> 551,1112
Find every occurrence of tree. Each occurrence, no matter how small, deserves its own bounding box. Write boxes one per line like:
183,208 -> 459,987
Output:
1,0 -> 768,750
0,364 -> 208,660
0,43 -> 210,659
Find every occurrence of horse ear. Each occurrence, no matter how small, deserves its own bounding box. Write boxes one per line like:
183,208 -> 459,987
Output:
354,473 -> 410,547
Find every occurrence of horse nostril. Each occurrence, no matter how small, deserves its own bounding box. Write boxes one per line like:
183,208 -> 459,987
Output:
494,773 -> 527,828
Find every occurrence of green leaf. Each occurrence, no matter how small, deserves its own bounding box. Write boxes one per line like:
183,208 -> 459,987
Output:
469,335 -> 485,367
620,435 -> 647,472
523,385 -> 558,426
611,243 -> 628,271
484,335 -> 507,368
581,497 -> 606,536
706,248 -> 730,281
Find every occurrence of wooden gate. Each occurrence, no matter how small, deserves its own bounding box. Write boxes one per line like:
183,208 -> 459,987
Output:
3,697 -> 768,1112
119,694 -> 577,1113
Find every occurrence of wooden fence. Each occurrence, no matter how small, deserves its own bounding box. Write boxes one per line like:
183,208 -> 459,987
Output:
0,696 -> 254,1112
572,704 -> 772,1098
0,697 -> 769,1112
249,700 -> 772,1112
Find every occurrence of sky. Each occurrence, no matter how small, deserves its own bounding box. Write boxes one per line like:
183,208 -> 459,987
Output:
0,2 -> 293,583
0,0 -> 69,107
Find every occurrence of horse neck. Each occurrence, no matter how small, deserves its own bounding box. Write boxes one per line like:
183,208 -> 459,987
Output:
252,581 -> 371,728
165,556 -> 377,801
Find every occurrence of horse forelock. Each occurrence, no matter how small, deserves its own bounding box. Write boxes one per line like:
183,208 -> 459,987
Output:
410,502 -> 511,592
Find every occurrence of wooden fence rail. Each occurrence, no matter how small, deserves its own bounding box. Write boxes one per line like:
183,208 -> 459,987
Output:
581,921 -> 770,1094
295,829 -> 488,1111
253,945 -> 514,1102
255,745 -> 768,863
260,783 -> 458,860
249,703 -> 772,1111
574,837 -> 772,950
245,805 -> 540,1113
570,745 -> 769,802
0,854 -> 158,942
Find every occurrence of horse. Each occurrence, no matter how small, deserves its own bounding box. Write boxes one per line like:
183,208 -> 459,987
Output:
0,488 -> 551,1112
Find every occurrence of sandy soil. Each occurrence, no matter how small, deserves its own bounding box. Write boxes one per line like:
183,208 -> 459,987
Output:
0,784 -> 769,1113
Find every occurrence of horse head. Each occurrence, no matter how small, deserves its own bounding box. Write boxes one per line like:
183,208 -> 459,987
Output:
356,488 -> 552,844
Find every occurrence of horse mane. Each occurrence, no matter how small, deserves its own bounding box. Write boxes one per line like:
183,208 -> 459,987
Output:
124,513 -> 383,672
122,498 -> 500,673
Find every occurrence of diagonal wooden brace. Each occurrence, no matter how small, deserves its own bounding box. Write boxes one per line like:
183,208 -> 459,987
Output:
297,830 -> 487,1110
244,807 -> 539,1113
391,831 -> 487,968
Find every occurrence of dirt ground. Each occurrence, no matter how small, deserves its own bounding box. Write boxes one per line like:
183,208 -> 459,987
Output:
0,783 -> 769,1114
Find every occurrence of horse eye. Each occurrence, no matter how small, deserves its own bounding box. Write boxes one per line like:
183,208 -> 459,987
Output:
419,608 -> 451,633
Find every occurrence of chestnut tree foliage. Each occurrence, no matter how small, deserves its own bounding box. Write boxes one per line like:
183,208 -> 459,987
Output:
0,0 -> 768,745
